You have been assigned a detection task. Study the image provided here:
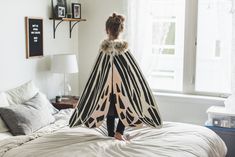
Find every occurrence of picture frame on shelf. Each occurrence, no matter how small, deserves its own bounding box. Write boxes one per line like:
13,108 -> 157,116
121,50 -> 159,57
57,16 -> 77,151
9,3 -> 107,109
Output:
25,17 -> 43,59
52,0 -> 67,18
57,6 -> 66,18
72,3 -> 81,19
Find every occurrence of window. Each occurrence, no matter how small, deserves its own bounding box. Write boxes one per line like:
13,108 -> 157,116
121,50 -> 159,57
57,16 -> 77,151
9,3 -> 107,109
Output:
196,0 -> 232,94
148,0 -> 185,91
127,0 -> 233,96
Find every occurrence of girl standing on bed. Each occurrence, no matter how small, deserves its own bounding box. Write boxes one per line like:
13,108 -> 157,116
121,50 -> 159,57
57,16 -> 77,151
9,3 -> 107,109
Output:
69,13 -> 162,141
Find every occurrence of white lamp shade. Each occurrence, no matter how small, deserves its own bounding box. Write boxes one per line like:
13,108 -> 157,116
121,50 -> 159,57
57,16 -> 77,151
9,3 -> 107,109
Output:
51,54 -> 78,73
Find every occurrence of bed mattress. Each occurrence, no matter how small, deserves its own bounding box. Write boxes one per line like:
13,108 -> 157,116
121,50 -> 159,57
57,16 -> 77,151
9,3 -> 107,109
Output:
0,110 -> 227,157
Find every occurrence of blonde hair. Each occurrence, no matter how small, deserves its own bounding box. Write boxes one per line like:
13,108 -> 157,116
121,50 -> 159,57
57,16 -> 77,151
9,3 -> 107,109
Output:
106,13 -> 125,38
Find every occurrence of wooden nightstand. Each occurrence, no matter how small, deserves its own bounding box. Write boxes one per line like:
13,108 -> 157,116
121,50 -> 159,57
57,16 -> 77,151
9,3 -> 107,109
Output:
51,96 -> 79,110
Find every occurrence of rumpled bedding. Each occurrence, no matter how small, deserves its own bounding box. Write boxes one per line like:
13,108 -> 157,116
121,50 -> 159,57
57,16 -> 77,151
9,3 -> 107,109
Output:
0,109 -> 227,157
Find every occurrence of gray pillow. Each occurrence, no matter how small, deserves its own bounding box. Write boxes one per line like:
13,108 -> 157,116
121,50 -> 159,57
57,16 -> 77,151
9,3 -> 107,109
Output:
0,93 -> 55,136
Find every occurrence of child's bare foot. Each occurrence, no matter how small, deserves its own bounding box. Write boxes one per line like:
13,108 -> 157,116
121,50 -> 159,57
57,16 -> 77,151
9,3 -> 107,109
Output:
114,132 -> 126,141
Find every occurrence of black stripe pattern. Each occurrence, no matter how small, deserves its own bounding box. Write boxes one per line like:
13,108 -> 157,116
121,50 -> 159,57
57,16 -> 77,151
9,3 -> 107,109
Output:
69,40 -> 162,128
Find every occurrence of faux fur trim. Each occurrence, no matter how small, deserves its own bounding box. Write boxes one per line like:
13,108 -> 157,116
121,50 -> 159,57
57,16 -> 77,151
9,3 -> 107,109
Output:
100,39 -> 128,53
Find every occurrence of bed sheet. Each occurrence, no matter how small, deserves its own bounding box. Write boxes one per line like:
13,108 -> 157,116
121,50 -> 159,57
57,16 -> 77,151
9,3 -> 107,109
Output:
0,109 -> 227,157
0,132 -> 12,141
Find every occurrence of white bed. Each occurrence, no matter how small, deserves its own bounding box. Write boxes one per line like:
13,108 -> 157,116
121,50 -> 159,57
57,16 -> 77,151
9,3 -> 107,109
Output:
0,132 -> 12,141
0,109 -> 227,157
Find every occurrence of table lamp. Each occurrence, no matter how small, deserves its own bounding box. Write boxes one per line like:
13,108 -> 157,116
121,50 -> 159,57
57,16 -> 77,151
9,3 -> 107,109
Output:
51,54 -> 78,97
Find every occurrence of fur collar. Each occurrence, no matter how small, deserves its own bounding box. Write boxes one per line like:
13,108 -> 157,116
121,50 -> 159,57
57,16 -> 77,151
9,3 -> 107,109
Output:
100,39 -> 128,53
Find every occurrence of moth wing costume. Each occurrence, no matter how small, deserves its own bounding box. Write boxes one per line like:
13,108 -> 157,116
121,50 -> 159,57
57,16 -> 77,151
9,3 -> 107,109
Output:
69,40 -> 162,128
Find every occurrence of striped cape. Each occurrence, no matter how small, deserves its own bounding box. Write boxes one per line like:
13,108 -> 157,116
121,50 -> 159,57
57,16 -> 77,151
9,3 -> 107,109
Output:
69,39 -> 162,129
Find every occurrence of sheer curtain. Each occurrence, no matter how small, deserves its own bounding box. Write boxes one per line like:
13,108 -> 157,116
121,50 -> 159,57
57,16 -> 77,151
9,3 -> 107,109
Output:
125,0 -> 184,91
232,0 -> 235,93
125,0 -> 235,95
225,0 -> 235,111
125,0 -> 152,77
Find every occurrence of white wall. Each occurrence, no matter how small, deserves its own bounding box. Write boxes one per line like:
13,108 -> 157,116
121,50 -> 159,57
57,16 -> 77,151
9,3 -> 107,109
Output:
0,0 -> 79,98
77,0 -> 225,125
77,0 -> 125,93
155,93 -> 225,125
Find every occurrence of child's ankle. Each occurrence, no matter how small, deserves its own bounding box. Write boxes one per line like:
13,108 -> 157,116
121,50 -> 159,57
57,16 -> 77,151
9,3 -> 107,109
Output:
114,132 -> 125,141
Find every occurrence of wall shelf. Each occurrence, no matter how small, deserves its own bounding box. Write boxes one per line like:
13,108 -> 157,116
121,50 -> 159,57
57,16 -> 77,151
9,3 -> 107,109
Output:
49,18 -> 86,38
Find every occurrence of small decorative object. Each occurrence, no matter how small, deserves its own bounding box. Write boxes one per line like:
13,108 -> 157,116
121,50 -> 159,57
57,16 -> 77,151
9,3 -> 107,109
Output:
25,17 -> 43,59
66,13 -> 72,18
72,3 -> 81,19
52,0 -> 67,18
57,6 -> 66,18
55,96 -> 62,102
212,118 -> 221,127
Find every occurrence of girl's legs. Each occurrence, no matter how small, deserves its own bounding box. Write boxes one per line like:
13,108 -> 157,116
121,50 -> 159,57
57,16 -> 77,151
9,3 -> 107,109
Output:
107,116 -> 126,140
107,91 -> 125,139
114,119 -> 126,141
116,119 -> 125,135
106,115 -> 115,137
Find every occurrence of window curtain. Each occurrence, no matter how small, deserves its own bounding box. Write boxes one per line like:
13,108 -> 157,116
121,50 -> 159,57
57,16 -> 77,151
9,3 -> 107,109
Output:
204,0 -> 235,111
125,0 -> 173,79
225,2 -> 235,111
125,0 -> 152,77
232,0 -> 235,93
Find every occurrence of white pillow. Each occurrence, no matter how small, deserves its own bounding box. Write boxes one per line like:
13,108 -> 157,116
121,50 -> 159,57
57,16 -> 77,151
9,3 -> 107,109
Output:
5,81 -> 39,105
0,92 -> 9,107
0,92 -> 9,133
38,92 -> 59,115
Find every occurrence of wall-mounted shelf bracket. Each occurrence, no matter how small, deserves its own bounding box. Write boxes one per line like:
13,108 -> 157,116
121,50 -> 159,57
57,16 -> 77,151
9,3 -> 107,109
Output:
49,18 -> 86,39
69,21 -> 79,38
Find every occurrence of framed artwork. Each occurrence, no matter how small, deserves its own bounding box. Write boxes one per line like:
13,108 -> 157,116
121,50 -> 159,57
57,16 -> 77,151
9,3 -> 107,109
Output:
57,6 -> 66,18
25,17 -> 43,59
72,3 -> 81,19
52,0 -> 67,18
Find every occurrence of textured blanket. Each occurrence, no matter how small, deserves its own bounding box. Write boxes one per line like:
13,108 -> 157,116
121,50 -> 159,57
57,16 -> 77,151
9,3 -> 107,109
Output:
0,110 -> 227,157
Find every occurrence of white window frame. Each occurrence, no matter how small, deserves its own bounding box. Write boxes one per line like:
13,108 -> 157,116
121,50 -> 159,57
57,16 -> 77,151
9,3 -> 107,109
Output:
149,1 -> 185,92
152,0 -> 230,98
124,0 -> 231,98
183,0 -> 229,98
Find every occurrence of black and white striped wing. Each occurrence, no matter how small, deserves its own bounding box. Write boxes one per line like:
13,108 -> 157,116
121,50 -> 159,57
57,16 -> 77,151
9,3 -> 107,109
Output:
69,52 -> 112,128
113,51 -> 162,128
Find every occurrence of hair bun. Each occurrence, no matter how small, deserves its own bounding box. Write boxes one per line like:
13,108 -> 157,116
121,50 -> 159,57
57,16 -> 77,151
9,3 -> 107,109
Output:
111,13 -> 125,24
112,13 -> 117,17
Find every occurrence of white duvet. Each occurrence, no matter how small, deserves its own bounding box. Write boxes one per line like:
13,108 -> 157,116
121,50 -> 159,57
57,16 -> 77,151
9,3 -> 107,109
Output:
0,109 -> 227,157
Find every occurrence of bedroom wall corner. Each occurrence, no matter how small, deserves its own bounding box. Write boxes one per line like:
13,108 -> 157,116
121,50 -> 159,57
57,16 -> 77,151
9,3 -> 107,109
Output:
0,0 -> 79,98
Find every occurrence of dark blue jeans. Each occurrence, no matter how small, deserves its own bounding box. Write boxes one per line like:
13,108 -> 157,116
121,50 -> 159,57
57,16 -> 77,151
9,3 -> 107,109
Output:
107,92 -> 125,137
106,115 -> 125,137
